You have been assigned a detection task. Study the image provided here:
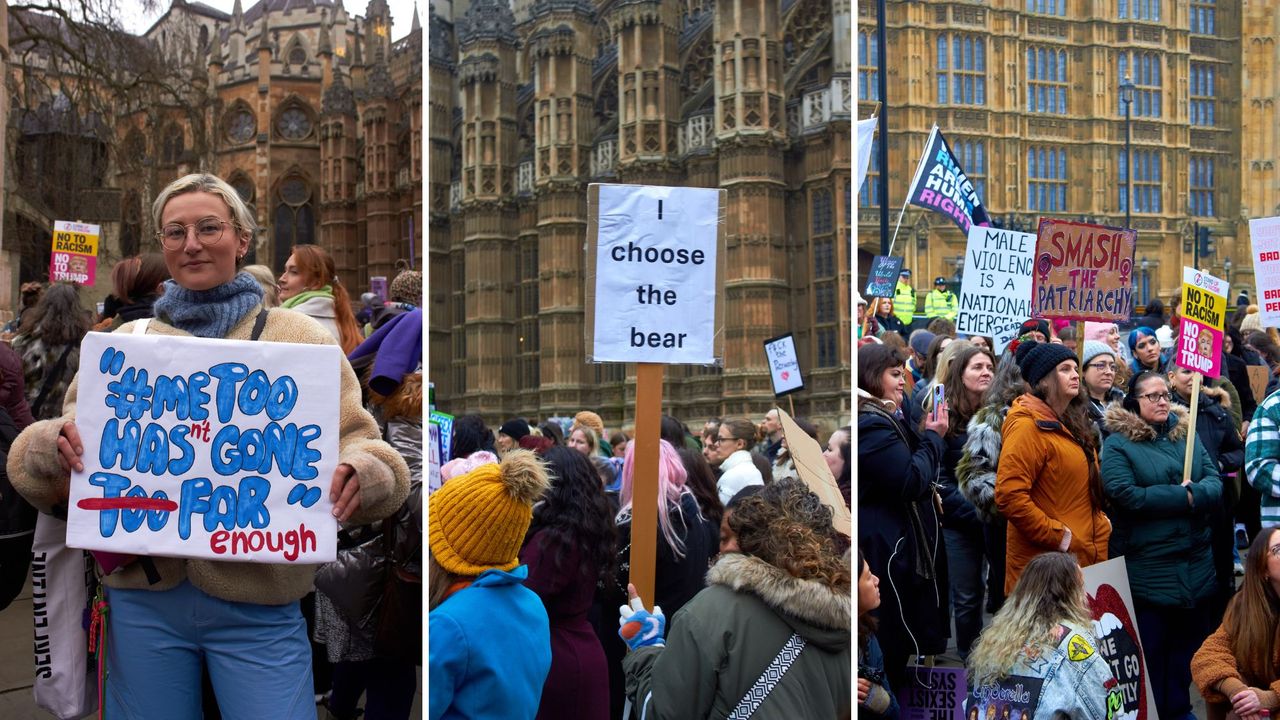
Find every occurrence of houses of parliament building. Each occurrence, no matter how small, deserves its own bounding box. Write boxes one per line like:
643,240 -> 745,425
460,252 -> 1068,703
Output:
859,0 -> 1280,309
429,0 -> 853,428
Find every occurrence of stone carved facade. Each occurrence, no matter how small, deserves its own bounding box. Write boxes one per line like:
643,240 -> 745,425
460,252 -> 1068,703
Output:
431,0 -> 852,429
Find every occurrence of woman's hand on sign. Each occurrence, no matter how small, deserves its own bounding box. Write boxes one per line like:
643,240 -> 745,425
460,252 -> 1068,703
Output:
329,464 -> 361,522
1231,687 -> 1264,718
56,421 -> 84,475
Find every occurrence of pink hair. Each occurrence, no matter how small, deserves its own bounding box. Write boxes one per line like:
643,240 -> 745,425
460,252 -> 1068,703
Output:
1084,322 -> 1115,342
619,439 -> 693,559
441,451 -> 499,482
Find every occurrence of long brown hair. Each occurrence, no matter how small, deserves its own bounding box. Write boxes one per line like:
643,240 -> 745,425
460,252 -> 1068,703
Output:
289,244 -> 362,354
1030,363 -> 1105,511
112,253 -> 169,303
968,552 -> 1091,685
940,344 -> 996,433
1226,527 -> 1280,685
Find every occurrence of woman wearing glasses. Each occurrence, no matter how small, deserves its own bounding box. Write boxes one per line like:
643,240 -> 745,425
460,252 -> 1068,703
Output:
1080,341 -> 1124,443
709,418 -> 764,505
6,174 -> 411,718
1100,370 -> 1222,720
1191,527 -> 1280,720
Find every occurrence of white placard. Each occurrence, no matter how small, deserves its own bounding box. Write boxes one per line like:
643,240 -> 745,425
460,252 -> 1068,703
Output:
763,333 -> 804,396
956,225 -> 1037,353
68,332 -> 341,563
590,184 -> 720,364
1081,556 -> 1158,720
1250,215 -> 1280,326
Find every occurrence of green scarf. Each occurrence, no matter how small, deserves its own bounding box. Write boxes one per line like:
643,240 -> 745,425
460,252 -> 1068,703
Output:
281,285 -> 334,309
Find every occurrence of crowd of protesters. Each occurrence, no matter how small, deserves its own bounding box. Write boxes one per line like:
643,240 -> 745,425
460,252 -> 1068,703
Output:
858,277 -> 1280,720
428,406 -> 853,719
0,173 -> 424,720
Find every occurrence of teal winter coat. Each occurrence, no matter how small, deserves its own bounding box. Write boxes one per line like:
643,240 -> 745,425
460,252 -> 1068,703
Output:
1100,404 -> 1222,608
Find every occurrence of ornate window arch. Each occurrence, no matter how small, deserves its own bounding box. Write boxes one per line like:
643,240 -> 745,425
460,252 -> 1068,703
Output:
274,99 -> 315,141
272,173 -> 315,269
120,191 -> 142,257
122,129 -> 147,167
284,33 -> 309,66
224,102 -> 256,145
160,123 -> 184,165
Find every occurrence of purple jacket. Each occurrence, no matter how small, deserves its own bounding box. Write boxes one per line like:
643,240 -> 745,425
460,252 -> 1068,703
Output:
0,343 -> 34,429
520,529 -> 610,720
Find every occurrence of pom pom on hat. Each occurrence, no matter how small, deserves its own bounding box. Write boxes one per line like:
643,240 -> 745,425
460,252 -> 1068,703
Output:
429,449 -> 549,576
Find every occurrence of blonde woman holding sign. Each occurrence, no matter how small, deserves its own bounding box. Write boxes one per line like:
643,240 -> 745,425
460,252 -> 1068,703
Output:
6,174 -> 410,719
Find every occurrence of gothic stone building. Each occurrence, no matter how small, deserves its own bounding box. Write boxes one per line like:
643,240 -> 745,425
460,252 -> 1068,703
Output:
2,0 -> 422,309
429,0 -> 853,431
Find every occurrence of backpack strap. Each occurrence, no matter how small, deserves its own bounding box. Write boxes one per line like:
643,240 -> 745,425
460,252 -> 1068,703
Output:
132,319 -> 151,335
250,308 -> 269,341
726,633 -> 807,719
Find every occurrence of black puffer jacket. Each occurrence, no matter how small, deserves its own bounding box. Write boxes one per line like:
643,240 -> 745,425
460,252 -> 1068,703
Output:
1171,385 -> 1244,475
857,392 -> 950,660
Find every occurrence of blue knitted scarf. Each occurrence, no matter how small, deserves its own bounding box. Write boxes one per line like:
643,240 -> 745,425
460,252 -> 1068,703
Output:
152,272 -> 265,338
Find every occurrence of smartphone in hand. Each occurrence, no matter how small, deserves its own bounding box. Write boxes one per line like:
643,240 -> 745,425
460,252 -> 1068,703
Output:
932,383 -> 945,422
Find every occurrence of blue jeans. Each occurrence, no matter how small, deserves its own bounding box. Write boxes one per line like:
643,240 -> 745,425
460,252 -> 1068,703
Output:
105,579 -> 314,720
943,526 -> 986,659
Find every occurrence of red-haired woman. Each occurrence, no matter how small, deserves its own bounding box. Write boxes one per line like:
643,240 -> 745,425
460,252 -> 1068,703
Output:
277,244 -> 362,354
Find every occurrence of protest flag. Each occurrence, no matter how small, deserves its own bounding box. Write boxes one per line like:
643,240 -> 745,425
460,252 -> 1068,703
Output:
905,124 -> 991,235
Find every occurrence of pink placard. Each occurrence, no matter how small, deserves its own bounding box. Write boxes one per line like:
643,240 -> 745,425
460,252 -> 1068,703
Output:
49,251 -> 96,286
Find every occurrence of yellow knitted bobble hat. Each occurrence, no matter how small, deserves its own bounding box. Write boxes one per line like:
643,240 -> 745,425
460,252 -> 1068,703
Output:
429,449 -> 550,576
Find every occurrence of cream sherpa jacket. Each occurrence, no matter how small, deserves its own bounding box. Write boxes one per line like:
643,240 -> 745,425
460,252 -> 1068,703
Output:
6,305 -> 411,605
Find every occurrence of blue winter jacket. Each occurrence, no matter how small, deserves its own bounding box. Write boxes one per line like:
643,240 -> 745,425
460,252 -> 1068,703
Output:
428,565 -> 552,720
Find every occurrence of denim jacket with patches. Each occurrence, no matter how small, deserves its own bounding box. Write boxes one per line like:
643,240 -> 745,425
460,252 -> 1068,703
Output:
968,620 -> 1122,720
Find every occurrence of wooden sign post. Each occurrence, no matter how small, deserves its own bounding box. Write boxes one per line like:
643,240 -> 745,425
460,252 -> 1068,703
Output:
584,183 -> 725,606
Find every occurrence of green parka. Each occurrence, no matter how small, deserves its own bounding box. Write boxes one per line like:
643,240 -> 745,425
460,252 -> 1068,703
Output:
1100,403 -> 1222,608
623,553 -> 851,719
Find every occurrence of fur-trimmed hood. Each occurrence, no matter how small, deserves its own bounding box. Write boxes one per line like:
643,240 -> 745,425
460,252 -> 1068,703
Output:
705,552 -> 850,639
1102,402 -> 1190,443
1196,384 -> 1231,409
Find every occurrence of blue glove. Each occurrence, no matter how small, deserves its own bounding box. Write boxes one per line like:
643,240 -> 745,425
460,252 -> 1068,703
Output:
618,592 -> 665,650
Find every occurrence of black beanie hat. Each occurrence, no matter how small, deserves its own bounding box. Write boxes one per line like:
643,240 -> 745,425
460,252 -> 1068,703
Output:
499,419 -> 531,441
1017,342 -> 1078,388
1019,318 -> 1051,338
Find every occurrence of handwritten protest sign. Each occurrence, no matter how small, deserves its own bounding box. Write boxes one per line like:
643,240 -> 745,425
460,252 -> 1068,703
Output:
863,255 -> 903,299
585,184 -> 725,364
1249,216 -> 1280,326
1032,219 -> 1136,322
68,332 -> 341,563
898,666 -> 964,720
49,220 -> 99,286
1176,267 -> 1227,378
1083,556 -> 1156,720
763,334 -> 803,396
957,226 -> 1036,353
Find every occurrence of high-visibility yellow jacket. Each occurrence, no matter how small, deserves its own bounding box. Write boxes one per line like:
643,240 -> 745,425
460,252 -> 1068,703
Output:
925,288 -> 958,321
893,281 -> 916,325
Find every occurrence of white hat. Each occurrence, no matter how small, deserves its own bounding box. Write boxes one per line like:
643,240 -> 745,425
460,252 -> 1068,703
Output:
855,292 -> 868,307
1155,325 -> 1174,350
